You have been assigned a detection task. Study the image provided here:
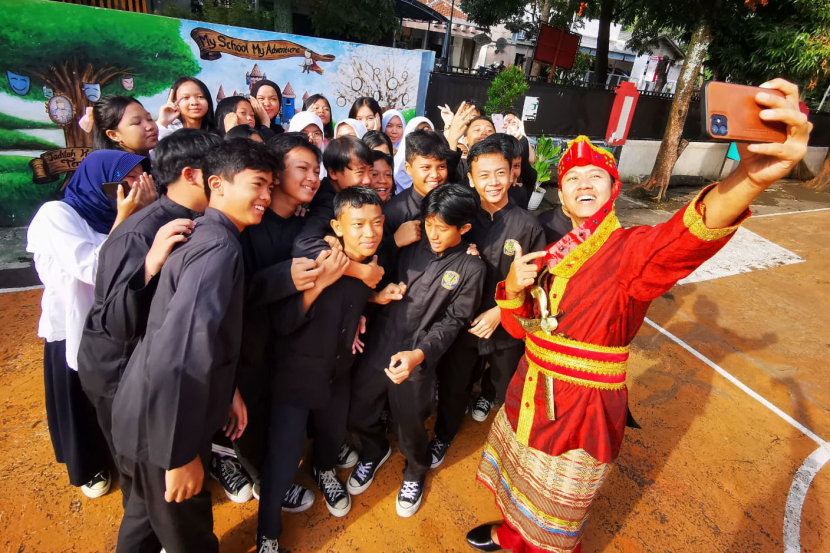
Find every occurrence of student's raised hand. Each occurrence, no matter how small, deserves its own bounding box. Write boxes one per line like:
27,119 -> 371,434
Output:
112,181 -> 143,232
385,349 -> 425,384
736,79 -> 811,189
504,116 -> 526,139
78,106 -> 94,133
439,104 -> 454,127
294,205 -> 308,217
468,306 -> 502,339
504,244 -> 547,298
164,455 -> 204,503
224,387 -> 248,440
223,112 -> 240,133
447,102 -> 478,147
249,97 -> 270,127
394,220 -> 421,248
323,234 -> 343,251
291,257 -> 321,291
138,172 -> 157,208
360,255 -> 384,288
466,242 -> 479,257
157,89 -> 180,128
373,281 -> 407,305
314,248 -> 349,289
145,218 -> 194,284
352,316 -> 367,354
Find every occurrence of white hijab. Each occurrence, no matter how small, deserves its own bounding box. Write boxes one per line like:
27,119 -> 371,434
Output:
334,118 -> 367,139
393,116 -> 435,193
381,110 -> 405,149
288,111 -> 327,179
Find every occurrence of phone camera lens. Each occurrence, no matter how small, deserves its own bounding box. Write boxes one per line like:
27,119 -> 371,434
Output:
710,115 -> 728,136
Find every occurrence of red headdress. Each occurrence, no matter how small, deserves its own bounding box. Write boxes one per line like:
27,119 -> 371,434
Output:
557,135 -> 620,191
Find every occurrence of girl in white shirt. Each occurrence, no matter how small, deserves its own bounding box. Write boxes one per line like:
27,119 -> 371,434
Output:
156,77 -> 217,140
27,150 -> 153,498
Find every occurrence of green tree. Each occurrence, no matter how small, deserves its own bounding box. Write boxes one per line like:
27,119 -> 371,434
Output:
308,0 -> 399,44
0,0 -> 200,149
630,0 -> 830,198
485,65 -> 529,115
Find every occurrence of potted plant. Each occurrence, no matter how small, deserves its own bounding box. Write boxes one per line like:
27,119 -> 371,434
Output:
484,65 -> 529,116
529,136 -> 562,210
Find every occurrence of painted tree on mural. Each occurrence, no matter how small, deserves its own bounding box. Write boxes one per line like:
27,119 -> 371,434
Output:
330,53 -> 420,112
0,0 -> 200,149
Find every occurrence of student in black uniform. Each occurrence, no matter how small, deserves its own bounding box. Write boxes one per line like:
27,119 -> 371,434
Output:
537,204 -> 572,245
430,136 -> 546,468
499,133 -> 539,210
234,133 -> 327,512
382,130 -> 453,254
451,115 -> 497,186
78,129 -> 221,504
110,139 -> 276,553
257,187 -> 405,552
347,184 -> 485,518
292,136 -> 384,289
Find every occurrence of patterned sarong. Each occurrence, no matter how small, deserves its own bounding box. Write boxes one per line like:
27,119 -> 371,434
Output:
476,408 -> 611,552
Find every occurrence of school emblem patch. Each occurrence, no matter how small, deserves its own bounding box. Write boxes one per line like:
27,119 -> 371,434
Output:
441,271 -> 460,290
503,239 -> 519,256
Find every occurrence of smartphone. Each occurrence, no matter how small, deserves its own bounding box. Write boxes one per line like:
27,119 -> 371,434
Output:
701,81 -> 788,143
101,180 -> 127,198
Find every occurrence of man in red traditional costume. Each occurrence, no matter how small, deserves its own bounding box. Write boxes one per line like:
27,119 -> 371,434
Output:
466,79 -> 812,553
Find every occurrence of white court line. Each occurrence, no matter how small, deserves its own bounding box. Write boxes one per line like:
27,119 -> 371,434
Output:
784,445 -> 830,553
753,207 -> 830,218
643,317 -> 828,553
0,285 -> 43,295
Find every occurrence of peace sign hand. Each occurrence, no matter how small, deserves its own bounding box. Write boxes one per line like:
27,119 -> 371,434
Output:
157,89 -> 180,128
504,244 -> 547,298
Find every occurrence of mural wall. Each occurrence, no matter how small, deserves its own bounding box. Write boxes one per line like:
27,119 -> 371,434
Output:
0,0 -> 435,226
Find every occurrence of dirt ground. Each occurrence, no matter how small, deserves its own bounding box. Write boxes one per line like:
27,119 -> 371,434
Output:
1,183 -> 829,552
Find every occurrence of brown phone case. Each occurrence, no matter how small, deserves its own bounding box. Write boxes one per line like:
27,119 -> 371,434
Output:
701,81 -> 788,143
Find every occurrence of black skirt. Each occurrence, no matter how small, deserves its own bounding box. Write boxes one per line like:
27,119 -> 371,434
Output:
43,340 -> 111,486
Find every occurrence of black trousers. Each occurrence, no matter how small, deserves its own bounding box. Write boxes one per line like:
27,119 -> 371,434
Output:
232,394 -> 268,485
115,454 -> 216,553
43,340 -> 111,487
349,361 -> 435,481
434,334 -> 524,443
257,377 -> 349,540
479,344 -> 525,404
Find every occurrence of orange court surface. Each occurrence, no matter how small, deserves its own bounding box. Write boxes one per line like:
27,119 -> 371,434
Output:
1,181 -> 829,553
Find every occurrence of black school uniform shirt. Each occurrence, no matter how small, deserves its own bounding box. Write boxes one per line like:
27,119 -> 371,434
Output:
271,271 -> 373,410
112,208 -> 244,470
360,240 -> 485,376
78,195 -> 201,401
468,200 -> 546,354
537,204 -> 572,246
236,209 -> 310,406
379,185 -> 426,281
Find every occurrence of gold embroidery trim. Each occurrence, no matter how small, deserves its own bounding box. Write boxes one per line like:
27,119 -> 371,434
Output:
496,287 -> 526,310
683,184 -> 745,242
544,375 -> 555,420
531,331 -> 630,355
527,358 -> 626,391
515,363 -> 539,445
551,211 -> 622,279
548,275 -> 569,316
526,339 -> 628,375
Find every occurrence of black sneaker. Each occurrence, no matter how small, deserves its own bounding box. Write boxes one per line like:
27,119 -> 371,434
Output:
335,443 -> 358,469
80,470 -> 111,498
429,437 -> 450,469
283,483 -> 314,513
210,454 -> 253,503
471,396 -> 494,422
396,477 -> 425,517
312,467 -> 351,517
257,534 -> 279,553
346,446 -> 392,495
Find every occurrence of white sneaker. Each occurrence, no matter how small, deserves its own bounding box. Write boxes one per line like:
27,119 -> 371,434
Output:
81,470 -> 111,498
313,467 -> 351,517
258,536 -> 279,553
253,482 -> 260,500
